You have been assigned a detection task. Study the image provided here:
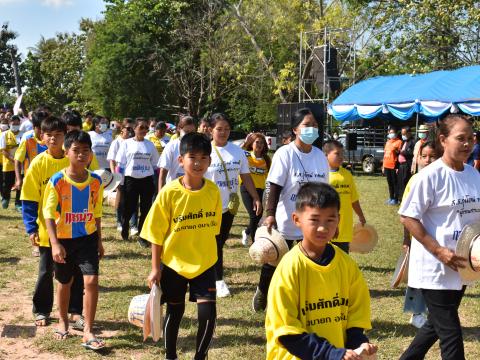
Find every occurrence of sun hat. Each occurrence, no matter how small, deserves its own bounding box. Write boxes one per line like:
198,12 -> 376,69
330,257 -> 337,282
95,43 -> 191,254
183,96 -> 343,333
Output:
350,223 -> 378,254
250,226 -> 289,266
391,247 -> 409,288
417,124 -> 429,133
93,169 -> 122,198
456,223 -> 480,282
127,285 -> 163,342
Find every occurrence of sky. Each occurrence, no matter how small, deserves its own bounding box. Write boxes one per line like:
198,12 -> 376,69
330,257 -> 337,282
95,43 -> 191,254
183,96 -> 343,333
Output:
1,0 -> 105,59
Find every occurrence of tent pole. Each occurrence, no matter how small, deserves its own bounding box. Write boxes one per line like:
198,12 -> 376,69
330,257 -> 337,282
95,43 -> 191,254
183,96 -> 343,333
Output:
415,112 -> 419,135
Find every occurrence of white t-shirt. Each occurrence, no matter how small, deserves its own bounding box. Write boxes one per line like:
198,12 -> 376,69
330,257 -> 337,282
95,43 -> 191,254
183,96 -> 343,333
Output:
115,138 -> 159,178
19,119 -> 33,138
267,142 -> 329,240
158,139 -> 183,183
107,137 -> 124,162
205,142 -> 250,212
89,130 -> 113,169
399,159 -> 480,290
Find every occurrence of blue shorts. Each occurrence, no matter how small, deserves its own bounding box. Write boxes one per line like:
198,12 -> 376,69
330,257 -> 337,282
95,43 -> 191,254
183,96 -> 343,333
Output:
160,265 -> 216,303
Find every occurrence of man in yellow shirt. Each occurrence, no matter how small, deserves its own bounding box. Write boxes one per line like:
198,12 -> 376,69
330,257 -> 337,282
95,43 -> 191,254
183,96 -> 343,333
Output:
323,140 -> 366,253
141,132 -> 221,360
265,183 -> 377,359
0,115 -> 21,209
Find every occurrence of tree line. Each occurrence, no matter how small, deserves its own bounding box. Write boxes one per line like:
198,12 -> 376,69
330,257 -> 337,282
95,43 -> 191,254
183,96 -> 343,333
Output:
1,0 -> 480,130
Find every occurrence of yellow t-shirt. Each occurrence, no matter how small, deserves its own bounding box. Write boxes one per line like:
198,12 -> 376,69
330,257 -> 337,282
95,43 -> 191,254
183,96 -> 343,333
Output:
329,167 -> 359,243
140,177 -> 222,279
1,130 -> 19,172
401,173 -> 417,204
43,169 -> 103,239
15,133 -> 47,172
243,152 -> 269,189
146,133 -> 165,155
21,152 -> 70,247
265,245 -> 371,359
170,133 -> 179,141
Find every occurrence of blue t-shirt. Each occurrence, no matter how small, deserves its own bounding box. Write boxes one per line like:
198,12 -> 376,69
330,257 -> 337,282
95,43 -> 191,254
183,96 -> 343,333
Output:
467,143 -> 480,167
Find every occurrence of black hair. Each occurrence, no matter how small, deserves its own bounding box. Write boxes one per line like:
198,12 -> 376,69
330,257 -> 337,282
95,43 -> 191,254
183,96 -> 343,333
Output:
178,115 -> 196,129
180,132 -> 212,156
282,129 -> 294,140
41,116 -> 67,134
36,104 -> 52,115
322,139 -> 343,154
419,139 -> 437,155
93,115 -> 105,126
295,183 -> 340,212
155,121 -> 167,131
62,110 -> 82,128
32,110 -> 49,129
292,108 -> 315,129
10,115 -> 20,123
84,110 -> 94,117
64,130 -> 92,150
210,112 -> 231,128
402,126 -> 411,132
135,117 -> 148,128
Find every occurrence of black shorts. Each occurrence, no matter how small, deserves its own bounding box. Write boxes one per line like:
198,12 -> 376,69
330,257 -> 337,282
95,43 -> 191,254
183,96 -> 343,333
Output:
54,232 -> 99,284
161,265 -> 216,304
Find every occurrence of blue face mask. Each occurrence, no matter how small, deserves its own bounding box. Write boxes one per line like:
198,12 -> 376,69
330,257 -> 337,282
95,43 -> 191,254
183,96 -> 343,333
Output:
299,127 -> 319,145
418,133 -> 427,139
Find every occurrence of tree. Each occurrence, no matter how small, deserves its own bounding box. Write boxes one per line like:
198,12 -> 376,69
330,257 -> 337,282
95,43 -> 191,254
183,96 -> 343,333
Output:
22,32 -> 86,113
0,23 -> 22,96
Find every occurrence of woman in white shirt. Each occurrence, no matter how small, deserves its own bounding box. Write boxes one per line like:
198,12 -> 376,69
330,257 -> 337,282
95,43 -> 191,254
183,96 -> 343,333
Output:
253,108 -> 330,312
115,118 -> 159,246
89,116 -> 112,170
204,113 -> 262,298
399,114 -> 480,360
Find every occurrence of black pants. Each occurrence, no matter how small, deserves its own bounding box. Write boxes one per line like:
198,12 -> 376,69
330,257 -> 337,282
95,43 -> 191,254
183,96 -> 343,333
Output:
258,240 -> 296,294
400,287 -> 466,360
240,185 -> 264,241
2,171 -> 20,205
116,184 -> 138,226
122,176 -> 154,235
33,247 -> 83,315
384,168 -> 398,201
397,162 -> 412,200
215,211 -> 235,281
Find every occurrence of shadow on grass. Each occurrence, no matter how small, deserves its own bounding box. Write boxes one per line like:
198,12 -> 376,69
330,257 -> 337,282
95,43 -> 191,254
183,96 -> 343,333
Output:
99,284 -> 146,293
360,265 -> 394,273
370,320 -> 416,339
369,289 -> 404,298
1,324 -> 36,338
0,256 -> 20,264
103,252 -> 145,260
224,264 -> 259,274
0,214 -> 22,221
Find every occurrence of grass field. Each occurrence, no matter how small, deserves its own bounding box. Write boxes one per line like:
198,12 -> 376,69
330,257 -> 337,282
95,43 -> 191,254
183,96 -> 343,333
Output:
0,174 -> 479,359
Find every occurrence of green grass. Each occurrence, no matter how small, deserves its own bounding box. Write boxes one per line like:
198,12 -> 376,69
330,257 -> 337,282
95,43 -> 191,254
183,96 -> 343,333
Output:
0,175 -> 479,359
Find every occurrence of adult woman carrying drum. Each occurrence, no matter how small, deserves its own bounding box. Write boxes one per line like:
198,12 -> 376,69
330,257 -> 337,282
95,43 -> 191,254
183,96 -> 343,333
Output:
253,108 -> 330,312
399,114 -> 480,360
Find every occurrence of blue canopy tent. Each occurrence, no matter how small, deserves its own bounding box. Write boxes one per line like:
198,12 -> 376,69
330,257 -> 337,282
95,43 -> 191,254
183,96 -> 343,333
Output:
328,65 -> 480,123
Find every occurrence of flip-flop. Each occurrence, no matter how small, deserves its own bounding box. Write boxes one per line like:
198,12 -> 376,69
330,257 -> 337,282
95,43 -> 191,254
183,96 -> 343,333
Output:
81,337 -> 105,351
72,315 -> 85,331
35,313 -> 50,326
54,329 -> 69,340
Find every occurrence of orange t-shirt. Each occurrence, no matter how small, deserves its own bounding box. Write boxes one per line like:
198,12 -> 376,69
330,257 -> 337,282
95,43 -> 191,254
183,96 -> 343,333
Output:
383,138 -> 402,169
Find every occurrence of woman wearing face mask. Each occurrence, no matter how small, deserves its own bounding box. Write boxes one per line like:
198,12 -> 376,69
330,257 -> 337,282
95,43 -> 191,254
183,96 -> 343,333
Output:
382,127 -> 403,205
411,124 -> 429,174
0,115 -> 22,210
397,126 -> 416,200
89,116 -> 113,171
252,108 -> 330,312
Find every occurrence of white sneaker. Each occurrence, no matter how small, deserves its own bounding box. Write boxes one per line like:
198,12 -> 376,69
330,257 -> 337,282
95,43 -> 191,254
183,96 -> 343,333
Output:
130,226 -> 139,236
216,280 -> 231,298
409,313 -> 427,329
241,229 -> 249,246
116,223 -> 122,232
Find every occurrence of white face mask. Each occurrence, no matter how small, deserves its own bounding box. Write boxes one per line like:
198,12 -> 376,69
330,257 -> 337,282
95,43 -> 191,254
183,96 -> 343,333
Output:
149,126 -> 155,132
0,124 -> 9,131
99,123 -> 108,132
10,125 -> 20,133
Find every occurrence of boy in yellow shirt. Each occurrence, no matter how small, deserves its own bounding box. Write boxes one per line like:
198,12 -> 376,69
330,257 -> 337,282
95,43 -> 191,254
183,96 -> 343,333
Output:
21,116 -> 85,328
44,130 -> 104,350
0,115 -> 21,209
265,183 -> 377,359
141,132 -> 222,360
323,140 -> 366,253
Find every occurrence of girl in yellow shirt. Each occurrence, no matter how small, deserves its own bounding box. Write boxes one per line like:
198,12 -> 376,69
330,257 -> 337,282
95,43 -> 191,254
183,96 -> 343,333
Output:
240,133 -> 270,246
